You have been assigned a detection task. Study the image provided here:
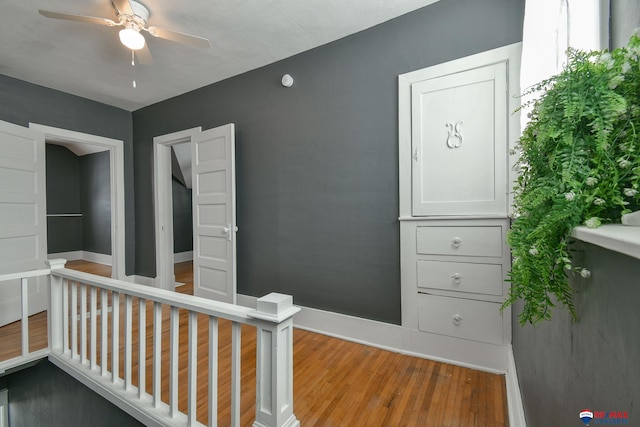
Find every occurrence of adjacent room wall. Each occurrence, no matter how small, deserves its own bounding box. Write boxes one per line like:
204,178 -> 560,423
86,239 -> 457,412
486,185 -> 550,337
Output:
0,75 -> 135,274
172,178 -> 193,254
46,146 -> 112,256
80,151 -> 112,255
46,144 -> 82,253
132,0 -> 525,324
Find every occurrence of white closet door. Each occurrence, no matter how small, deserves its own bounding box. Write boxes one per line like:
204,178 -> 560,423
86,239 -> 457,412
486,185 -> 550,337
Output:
0,120 -> 47,326
191,124 -> 236,303
411,62 -> 508,216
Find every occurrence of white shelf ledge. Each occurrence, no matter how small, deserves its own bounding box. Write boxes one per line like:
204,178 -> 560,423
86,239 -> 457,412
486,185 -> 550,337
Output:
571,225 -> 640,260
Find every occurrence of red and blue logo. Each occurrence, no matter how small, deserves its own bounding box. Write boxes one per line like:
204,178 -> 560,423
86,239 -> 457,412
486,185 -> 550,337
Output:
579,409 -> 629,425
580,410 -> 594,425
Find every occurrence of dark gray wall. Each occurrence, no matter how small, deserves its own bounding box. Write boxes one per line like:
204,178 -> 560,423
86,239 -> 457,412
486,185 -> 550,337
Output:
172,178 -> 193,253
80,151 -> 112,255
2,361 -> 142,427
512,242 -> 640,425
46,144 -> 82,253
46,145 -> 112,255
0,75 -> 135,274
132,0 -> 525,323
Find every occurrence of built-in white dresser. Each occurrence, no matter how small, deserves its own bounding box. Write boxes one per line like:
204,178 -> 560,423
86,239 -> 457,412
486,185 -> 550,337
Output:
398,43 -> 521,368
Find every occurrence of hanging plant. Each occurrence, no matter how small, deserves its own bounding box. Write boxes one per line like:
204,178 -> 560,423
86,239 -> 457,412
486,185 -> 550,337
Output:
503,32 -> 640,325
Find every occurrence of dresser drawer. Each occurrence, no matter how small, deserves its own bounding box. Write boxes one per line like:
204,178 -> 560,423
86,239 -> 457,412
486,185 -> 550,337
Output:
416,226 -> 503,257
417,294 -> 504,344
417,260 -> 503,296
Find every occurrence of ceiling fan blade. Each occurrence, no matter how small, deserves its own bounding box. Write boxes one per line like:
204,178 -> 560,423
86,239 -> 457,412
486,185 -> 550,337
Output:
147,27 -> 210,49
135,44 -> 153,65
39,10 -> 117,27
111,0 -> 134,16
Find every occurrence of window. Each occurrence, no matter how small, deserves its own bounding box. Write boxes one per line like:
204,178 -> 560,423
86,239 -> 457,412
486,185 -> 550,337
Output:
520,0 -> 610,128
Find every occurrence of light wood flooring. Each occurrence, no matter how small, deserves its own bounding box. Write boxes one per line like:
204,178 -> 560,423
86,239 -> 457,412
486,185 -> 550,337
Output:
0,260 -> 508,426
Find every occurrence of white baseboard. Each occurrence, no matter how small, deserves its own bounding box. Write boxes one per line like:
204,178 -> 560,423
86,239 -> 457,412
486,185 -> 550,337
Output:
47,250 -> 83,261
236,293 -> 508,373
506,344 -> 527,427
173,251 -> 193,263
129,275 -> 161,288
48,251 -> 112,266
83,251 -> 112,265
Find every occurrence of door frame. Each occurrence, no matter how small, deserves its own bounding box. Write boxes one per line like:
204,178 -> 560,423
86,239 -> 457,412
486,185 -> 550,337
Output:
29,123 -> 126,280
153,127 -> 201,291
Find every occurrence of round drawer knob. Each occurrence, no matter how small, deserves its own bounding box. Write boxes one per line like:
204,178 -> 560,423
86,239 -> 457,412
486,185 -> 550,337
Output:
451,273 -> 462,285
452,314 -> 463,326
451,237 -> 463,249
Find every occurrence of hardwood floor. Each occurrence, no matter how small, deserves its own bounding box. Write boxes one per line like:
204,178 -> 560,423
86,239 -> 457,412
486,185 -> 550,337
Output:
1,260 -> 508,426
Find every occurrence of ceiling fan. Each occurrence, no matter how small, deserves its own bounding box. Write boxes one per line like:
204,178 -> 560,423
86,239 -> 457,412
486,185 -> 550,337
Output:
39,0 -> 210,64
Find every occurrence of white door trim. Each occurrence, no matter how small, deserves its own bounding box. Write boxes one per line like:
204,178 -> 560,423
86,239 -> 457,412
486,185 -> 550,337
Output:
29,123 -> 126,280
153,127 -> 201,291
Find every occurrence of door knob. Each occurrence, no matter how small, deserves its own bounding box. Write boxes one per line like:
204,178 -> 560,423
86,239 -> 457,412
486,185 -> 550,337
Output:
222,224 -> 232,241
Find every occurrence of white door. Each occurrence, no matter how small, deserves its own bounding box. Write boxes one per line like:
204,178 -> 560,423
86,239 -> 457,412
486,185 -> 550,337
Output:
411,62 -> 508,216
0,120 -> 48,326
191,124 -> 236,303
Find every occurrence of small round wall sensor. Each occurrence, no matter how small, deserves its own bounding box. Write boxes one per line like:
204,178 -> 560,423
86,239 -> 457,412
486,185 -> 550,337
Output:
281,74 -> 294,87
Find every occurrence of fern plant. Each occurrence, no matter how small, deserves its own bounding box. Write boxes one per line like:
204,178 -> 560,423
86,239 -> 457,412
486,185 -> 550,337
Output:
504,32 -> 640,325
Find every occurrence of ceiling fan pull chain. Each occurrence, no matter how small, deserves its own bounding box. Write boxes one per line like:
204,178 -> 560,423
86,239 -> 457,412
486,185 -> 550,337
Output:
131,50 -> 137,88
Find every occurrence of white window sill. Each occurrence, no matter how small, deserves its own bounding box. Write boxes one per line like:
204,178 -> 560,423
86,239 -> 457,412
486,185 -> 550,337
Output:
571,225 -> 640,260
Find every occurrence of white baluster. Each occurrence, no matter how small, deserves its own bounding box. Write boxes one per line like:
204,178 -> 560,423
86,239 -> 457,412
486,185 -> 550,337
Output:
112,291 -> 120,384
62,279 -> 69,354
208,316 -> 219,427
71,281 -> 78,360
20,277 -> 29,357
169,306 -> 179,418
138,297 -> 146,400
231,321 -> 241,427
187,310 -> 198,426
101,289 -> 108,377
90,286 -> 97,370
80,283 -> 87,364
152,301 -> 162,408
124,294 -> 133,390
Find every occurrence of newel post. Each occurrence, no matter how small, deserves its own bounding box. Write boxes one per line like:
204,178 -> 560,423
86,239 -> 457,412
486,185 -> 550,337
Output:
249,293 -> 301,427
47,258 -> 66,352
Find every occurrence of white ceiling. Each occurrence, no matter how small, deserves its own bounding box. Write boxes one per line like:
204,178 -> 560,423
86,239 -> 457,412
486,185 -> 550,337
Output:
0,0 -> 439,112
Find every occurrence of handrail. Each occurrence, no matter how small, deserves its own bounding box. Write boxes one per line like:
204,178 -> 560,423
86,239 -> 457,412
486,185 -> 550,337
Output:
1,259 -> 301,427
52,267 -> 258,325
0,268 -> 51,283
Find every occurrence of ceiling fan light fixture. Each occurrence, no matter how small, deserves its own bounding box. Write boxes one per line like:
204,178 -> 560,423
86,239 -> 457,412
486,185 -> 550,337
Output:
119,27 -> 145,50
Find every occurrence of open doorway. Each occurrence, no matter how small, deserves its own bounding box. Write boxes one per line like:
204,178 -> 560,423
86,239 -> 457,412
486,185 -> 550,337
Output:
154,125 -> 237,303
30,124 -> 126,280
154,127 -> 200,291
